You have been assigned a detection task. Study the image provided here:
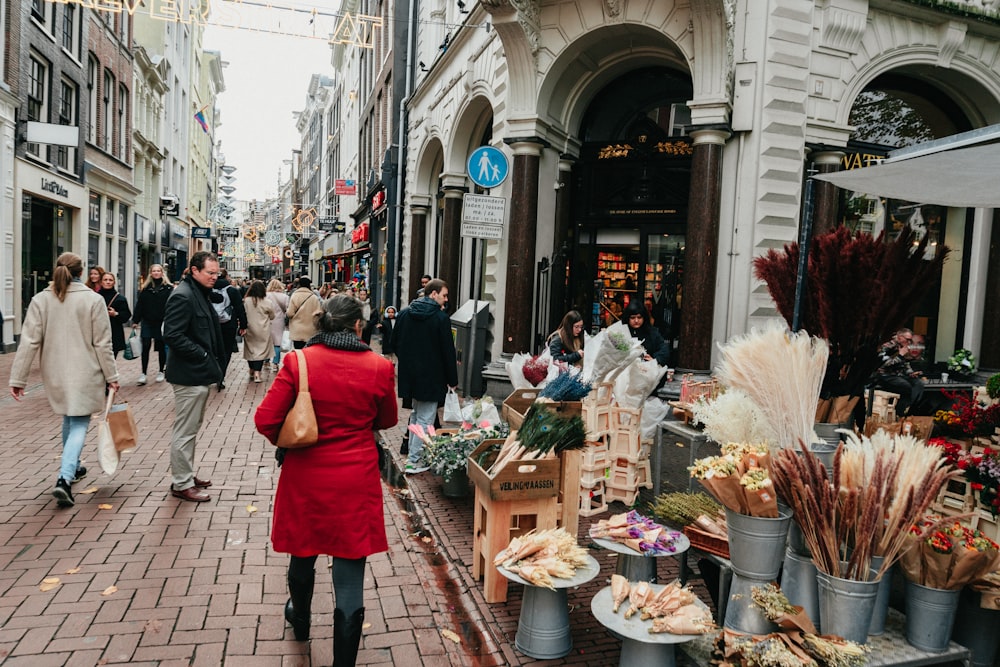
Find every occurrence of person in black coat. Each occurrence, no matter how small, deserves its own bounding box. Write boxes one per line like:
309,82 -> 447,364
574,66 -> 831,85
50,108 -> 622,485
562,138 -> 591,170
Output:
98,272 -> 131,358
621,300 -> 670,366
212,269 -> 247,388
131,264 -> 173,385
376,305 -> 397,362
391,279 -> 458,473
162,252 -> 226,502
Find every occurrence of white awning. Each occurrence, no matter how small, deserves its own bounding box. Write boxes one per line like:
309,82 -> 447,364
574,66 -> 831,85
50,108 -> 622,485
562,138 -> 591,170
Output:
813,124 -> 1000,208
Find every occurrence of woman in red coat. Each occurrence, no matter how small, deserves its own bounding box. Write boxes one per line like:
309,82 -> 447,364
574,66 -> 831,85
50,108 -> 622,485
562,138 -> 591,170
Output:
255,295 -> 397,665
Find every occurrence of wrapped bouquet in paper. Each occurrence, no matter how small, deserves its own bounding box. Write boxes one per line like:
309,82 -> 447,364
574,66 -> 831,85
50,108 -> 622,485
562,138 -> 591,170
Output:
690,451 -> 779,517
493,527 -> 591,590
899,517 -> 1000,590
588,510 -> 685,555
614,357 -> 669,409
689,455 -> 748,514
721,441 -> 773,472
740,468 -> 779,518
605,577 -> 713,634
587,321 -> 646,384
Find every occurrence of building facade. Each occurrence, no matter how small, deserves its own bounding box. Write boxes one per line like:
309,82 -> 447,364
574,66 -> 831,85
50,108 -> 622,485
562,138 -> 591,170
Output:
397,0 -> 1000,377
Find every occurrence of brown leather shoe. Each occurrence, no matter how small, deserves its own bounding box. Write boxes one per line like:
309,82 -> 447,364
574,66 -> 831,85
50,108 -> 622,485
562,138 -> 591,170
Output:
193,477 -> 212,488
171,486 -> 210,502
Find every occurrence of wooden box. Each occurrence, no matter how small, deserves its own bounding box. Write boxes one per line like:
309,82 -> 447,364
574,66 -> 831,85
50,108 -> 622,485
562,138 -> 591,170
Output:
501,389 -> 583,429
468,439 -> 561,501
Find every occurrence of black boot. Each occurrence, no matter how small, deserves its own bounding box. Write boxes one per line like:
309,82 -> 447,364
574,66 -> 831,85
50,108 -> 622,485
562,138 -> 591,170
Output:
333,607 -> 364,667
285,559 -> 315,641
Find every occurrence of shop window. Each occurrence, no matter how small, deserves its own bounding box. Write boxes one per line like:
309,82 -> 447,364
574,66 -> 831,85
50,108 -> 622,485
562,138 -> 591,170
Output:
27,53 -> 49,159
55,79 -> 77,171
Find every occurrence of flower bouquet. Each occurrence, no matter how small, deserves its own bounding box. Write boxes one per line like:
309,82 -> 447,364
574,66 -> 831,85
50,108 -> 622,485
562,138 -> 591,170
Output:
947,348 -> 978,376
492,527 -> 591,590
959,446 -> 1000,516
607,575 -> 715,634
584,321 -> 645,385
689,444 -> 778,518
933,390 -> 1000,437
899,517 -> 1000,590
588,510 -> 686,556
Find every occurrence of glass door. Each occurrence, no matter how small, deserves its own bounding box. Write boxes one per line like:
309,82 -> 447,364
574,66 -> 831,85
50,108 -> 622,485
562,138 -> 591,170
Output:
644,234 -> 684,366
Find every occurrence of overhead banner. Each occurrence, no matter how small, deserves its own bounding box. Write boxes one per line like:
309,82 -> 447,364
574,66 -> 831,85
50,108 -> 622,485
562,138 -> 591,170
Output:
335,179 -> 357,196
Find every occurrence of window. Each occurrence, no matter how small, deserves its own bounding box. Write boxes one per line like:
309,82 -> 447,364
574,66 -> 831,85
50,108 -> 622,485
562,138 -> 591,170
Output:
106,196 -> 114,234
61,5 -> 78,56
55,79 -> 77,171
119,202 -> 128,237
27,54 -> 49,158
89,193 -> 101,231
87,56 -> 97,144
118,84 -> 128,160
102,69 -> 113,152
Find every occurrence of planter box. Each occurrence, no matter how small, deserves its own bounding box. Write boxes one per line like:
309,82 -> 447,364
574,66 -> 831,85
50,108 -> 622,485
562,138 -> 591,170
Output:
468,439 -> 561,501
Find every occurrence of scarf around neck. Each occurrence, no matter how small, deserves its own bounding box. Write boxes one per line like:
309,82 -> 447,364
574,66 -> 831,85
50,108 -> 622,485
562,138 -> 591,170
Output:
306,330 -> 370,352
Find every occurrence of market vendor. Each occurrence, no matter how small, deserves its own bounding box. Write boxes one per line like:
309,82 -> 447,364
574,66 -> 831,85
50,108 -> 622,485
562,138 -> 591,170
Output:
873,328 -> 924,416
621,301 -> 670,366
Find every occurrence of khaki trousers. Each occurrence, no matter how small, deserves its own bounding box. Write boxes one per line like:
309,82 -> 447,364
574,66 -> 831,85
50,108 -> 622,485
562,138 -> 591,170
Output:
170,384 -> 210,490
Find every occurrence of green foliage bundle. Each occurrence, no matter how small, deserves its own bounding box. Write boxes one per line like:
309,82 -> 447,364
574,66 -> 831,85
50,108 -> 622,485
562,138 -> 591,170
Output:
517,403 -> 587,456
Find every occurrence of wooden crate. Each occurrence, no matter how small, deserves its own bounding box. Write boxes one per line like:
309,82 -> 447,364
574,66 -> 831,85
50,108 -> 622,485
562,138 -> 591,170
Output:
472,486 -> 560,603
557,449 -> 581,537
468,440 -> 561,501
501,389 -> 542,429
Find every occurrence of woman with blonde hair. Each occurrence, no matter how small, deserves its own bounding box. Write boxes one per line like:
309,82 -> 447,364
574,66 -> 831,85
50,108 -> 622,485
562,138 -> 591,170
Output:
8,252 -> 120,508
131,264 -> 173,384
243,280 -> 276,383
266,278 -> 290,368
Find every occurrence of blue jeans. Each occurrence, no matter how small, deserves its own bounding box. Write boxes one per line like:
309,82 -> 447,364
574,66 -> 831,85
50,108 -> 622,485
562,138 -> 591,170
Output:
272,345 -> 282,365
61,415 -> 91,482
408,399 -> 438,465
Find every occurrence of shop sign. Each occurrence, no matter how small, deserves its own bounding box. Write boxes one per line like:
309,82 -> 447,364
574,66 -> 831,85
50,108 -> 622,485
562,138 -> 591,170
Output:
372,189 -> 386,210
334,220 -> 346,233
41,178 -> 69,198
191,227 -> 211,239
335,179 -> 357,195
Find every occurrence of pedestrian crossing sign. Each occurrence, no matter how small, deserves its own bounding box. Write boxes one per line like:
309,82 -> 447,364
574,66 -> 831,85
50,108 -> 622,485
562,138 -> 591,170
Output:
467,146 -> 509,189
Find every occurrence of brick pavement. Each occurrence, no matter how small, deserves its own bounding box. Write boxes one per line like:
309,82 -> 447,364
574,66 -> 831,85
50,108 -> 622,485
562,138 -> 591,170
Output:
0,339 -> 715,666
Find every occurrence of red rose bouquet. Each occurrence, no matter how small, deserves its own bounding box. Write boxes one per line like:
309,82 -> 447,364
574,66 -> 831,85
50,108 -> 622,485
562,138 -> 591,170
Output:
900,516 -> 1000,589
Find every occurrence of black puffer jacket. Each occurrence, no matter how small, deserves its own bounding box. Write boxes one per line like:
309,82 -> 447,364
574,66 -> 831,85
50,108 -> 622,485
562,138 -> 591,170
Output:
391,297 -> 458,403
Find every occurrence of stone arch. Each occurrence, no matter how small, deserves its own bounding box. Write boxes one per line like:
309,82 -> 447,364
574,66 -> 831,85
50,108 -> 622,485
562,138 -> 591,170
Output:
445,93 -> 496,177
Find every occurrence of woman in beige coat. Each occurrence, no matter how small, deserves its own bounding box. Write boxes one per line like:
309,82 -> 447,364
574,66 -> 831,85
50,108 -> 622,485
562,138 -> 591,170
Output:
9,252 -> 120,508
285,276 -> 322,349
265,278 -> 290,368
243,280 -> 276,383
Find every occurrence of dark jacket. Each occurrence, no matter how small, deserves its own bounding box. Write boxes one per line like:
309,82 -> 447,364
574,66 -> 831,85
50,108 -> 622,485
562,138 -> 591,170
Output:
163,275 -> 226,386
548,332 -> 583,366
212,276 -> 247,357
378,315 -> 395,355
391,297 -> 458,403
132,280 -> 173,340
99,288 -> 131,354
628,324 -> 670,366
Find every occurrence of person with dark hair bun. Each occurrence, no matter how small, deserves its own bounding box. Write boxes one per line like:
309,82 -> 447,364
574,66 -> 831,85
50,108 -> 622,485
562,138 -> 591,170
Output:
255,294 -> 397,663
9,252 -> 120,508
621,300 -> 670,366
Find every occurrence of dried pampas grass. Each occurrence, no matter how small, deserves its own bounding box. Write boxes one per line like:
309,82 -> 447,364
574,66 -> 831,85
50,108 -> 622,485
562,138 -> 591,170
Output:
716,320 -> 829,450
690,389 -> 778,449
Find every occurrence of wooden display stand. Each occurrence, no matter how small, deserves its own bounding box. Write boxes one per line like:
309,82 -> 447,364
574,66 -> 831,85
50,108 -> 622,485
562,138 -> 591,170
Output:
557,449 -> 582,536
472,487 -> 560,603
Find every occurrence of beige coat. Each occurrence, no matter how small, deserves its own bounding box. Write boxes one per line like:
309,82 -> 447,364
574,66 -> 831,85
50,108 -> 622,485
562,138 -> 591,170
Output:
286,287 -> 322,343
9,282 -> 120,416
243,296 -> 276,362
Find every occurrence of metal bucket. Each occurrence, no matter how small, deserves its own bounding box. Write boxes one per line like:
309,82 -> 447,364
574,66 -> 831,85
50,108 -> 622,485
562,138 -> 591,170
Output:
813,422 -> 845,447
904,580 -> 961,653
723,572 -> 780,635
441,468 -> 471,498
867,555 -> 892,636
787,520 -> 810,556
817,569 -> 880,644
951,588 -> 1000,667
725,506 -> 793,579
515,587 -> 572,659
781,549 -> 820,628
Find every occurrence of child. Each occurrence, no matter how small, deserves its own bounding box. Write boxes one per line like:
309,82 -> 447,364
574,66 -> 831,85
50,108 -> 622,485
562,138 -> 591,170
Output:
377,306 -> 397,363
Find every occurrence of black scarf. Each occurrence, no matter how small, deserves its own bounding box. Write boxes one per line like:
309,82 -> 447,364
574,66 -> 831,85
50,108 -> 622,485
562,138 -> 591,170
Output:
98,287 -> 118,306
306,330 -> 370,352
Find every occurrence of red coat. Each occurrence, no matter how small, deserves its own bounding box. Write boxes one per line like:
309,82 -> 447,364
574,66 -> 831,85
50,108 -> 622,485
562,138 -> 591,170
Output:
255,345 -> 398,558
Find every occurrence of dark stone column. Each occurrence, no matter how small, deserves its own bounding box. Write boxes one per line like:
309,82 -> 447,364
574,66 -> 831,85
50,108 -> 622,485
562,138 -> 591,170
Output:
549,156 -> 575,333
811,150 -> 845,237
502,140 -> 543,354
407,200 -> 429,303
679,128 -> 729,372
980,210 -> 1000,369
439,186 -> 465,311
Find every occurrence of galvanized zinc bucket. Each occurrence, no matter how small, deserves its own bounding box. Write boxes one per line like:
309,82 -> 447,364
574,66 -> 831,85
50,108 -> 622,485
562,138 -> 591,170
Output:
724,506 -> 793,579
723,572 -> 781,635
817,569 -> 879,644
951,588 -> 1000,667
867,555 -> 893,636
781,548 -> 820,628
905,580 -> 960,653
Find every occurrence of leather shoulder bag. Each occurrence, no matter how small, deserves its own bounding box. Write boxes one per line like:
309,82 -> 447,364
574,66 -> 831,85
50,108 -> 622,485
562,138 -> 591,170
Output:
276,349 -> 319,448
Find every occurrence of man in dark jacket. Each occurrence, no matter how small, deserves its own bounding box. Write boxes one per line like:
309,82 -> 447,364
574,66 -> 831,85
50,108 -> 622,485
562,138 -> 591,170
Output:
392,278 -> 458,474
163,251 -> 226,502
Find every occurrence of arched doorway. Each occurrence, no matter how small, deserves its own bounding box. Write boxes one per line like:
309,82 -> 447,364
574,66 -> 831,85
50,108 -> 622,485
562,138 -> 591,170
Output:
569,66 -> 693,366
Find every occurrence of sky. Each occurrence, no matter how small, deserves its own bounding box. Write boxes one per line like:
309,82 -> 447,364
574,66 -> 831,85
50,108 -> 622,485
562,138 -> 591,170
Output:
203,1 -> 335,201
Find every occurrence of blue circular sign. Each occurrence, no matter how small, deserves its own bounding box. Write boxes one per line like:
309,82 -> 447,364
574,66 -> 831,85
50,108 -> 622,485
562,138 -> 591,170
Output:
467,146 -> 509,189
